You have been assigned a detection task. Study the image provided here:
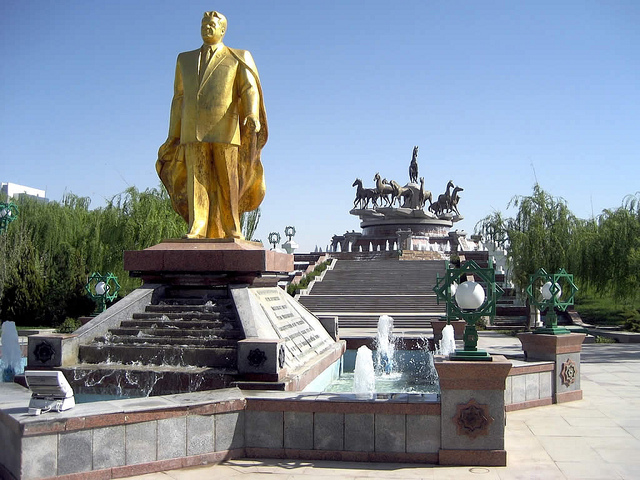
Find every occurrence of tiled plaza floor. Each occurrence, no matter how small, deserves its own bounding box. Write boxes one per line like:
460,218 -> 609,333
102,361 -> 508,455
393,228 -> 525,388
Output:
124,334 -> 640,480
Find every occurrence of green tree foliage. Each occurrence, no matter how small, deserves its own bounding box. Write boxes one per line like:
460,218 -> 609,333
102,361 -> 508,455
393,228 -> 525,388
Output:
0,185 -> 190,327
240,207 -> 261,241
476,184 -> 581,293
576,192 -> 640,301
477,186 -> 640,306
0,231 -> 45,326
98,186 -> 187,292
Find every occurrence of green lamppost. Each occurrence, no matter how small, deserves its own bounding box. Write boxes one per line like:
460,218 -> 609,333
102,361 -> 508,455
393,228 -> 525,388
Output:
434,270 -> 459,322
282,226 -> 299,254
268,231 -> 281,250
433,260 -> 503,361
0,202 -> 19,234
526,268 -> 578,335
284,226 -> 296,242
85,272 -> 121,314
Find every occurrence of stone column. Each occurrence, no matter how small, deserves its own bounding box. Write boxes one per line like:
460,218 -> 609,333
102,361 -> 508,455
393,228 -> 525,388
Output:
237,338 -> 287,382
434,356 -> 512,466
28,334 -> 79,368
518,333 -> 586,403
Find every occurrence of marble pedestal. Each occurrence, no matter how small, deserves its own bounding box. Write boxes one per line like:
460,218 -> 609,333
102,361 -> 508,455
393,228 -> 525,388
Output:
517,333 -> 586,403
124,239 -> 294,286
434,356 -> 512,466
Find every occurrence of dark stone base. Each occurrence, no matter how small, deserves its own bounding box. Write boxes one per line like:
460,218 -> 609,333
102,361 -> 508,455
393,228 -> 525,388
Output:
439,449 -> 507,467
124,239 -> 294,286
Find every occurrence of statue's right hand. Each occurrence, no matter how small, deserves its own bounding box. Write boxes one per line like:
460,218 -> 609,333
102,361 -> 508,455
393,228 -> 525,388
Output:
243,115 -> 261,133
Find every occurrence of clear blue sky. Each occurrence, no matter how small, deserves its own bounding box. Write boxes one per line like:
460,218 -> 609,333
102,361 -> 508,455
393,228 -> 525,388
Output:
2,1 -> 638,252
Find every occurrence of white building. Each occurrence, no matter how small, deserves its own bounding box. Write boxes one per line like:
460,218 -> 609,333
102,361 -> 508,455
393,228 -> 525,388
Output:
1,182 -> 47,202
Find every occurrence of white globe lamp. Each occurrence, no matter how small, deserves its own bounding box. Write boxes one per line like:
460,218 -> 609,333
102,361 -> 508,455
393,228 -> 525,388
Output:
95,281 -> 108,296
455,281 -> 485,310
541,281 -> 561,301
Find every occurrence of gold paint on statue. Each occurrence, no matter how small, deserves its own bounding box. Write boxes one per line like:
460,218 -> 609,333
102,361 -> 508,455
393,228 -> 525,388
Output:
157,11 -> 267,239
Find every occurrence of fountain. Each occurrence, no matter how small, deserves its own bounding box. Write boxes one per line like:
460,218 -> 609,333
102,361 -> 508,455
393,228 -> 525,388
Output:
375,314 -> 395,374
1,321 -> 22,382
438,324 -> 456,356
353,345 -> 375,397
324,315 -> 440,394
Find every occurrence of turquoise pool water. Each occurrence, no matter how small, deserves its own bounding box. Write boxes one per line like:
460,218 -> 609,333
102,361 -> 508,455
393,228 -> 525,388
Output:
324,349 -> 440,394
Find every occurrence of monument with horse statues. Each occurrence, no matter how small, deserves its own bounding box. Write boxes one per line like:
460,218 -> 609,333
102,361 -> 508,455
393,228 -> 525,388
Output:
332,146 -> 471,254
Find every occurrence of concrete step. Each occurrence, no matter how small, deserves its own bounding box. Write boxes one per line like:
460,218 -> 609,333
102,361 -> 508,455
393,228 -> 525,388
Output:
161,286 -> 230,300
120,319 -> 237,330
145,304 -> 233,314
132,311 -> 232,321
109,327 -> 243,338
335,315 -> 435,328
79,344 -> 237,368
96,335 -> 239,348
492,316 -> 528,326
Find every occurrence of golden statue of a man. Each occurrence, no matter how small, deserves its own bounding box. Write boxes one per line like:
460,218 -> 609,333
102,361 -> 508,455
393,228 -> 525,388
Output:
157,11 -> 267,239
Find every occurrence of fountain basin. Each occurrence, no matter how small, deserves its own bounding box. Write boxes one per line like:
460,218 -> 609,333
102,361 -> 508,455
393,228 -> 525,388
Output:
4,351 -> 585,478
322,349 -> 440,394
0,357 -> 514,479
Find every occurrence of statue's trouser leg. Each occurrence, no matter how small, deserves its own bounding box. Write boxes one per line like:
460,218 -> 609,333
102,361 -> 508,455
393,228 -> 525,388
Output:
210,143 -> 242,239
184,143 -> 211,238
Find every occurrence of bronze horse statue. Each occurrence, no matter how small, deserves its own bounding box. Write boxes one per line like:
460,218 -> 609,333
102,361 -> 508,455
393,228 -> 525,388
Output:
450,186 -> 464,215
352,178 -> 378,209
409,146 -> 419,183
374,173 -> 394,207
429,180 -> 455,216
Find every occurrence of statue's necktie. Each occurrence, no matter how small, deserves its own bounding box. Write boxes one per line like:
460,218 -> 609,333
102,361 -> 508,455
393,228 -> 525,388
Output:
199,47 -> 212,81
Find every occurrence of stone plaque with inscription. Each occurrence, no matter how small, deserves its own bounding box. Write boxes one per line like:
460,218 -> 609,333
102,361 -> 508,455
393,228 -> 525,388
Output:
231,286 -> 335,372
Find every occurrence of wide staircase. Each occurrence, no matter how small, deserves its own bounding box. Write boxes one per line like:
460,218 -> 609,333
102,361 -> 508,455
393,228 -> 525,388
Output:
297,259 -> 447,328
68,286 -> 244,396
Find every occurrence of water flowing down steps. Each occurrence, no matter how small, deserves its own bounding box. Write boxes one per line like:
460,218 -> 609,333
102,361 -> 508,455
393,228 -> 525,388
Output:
66,287 -> 243,396
297,259 -> 448,328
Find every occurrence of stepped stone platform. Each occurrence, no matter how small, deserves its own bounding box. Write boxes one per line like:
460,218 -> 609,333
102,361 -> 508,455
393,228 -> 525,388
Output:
298,259 -> 447,328
65,286 -> 245,396
30,242 -> 344,397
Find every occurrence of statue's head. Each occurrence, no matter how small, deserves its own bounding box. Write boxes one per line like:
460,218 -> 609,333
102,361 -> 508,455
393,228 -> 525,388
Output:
201,11 -> 227,45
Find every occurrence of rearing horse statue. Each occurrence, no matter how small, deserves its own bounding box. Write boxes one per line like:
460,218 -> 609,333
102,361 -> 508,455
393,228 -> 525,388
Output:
409,146 -> 419,184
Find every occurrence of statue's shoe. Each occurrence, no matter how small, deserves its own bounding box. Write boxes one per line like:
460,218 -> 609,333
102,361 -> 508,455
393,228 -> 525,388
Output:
183,232 -> 205,239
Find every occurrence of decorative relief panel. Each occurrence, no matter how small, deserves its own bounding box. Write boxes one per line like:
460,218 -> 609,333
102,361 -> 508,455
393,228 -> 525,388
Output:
560,358 -> 577,387
247,348 -> 267,368
454,398 -> 494,439
33,340 -> 56,364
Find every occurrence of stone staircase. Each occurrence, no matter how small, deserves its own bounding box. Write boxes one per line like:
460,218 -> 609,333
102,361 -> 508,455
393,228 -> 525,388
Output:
297,259 -> 447,328
66,287 -> 243,396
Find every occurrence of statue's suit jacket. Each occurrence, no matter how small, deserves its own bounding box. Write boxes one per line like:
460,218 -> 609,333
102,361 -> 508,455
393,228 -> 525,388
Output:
157,44 -> 268,220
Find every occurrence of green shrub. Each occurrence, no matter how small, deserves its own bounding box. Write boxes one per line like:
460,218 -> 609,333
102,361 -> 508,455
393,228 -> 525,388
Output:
594,336 -> 616,343
57,317 -> 82,333
287,260 -> 331,297
622,309 -> 640,332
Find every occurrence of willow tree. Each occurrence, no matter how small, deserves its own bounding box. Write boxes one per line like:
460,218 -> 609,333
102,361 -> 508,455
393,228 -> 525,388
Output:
240,208 -> 261,241
576,193 -> 640,301
98,186 -> 188,293
476,184 -> 581,294
0,225 -> 46,326
0,185 -> 264,326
